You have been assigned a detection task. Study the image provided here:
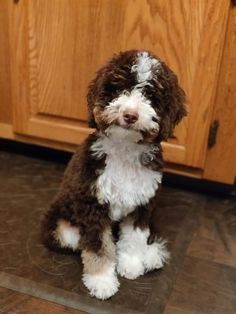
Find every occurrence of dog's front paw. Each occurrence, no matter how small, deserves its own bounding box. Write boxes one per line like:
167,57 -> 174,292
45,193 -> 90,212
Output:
144,239 -> 170,271
117,253 -> 145,280
82,265 -> 120,300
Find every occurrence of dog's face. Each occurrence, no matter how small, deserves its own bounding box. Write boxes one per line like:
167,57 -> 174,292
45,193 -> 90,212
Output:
87,50 -> 186,142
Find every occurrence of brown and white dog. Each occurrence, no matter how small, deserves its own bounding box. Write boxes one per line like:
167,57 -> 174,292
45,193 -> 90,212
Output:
42,50 -> 186,300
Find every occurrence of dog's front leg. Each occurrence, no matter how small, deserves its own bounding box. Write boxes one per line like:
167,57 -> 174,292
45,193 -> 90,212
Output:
81,227 -> 120,300
116,215 -> 169,280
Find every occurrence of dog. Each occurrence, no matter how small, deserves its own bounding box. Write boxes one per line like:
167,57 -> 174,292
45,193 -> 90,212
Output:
42,50 -> 186,300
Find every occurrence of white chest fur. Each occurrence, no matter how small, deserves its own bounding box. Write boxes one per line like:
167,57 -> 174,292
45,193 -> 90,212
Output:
91,127 -> 162,221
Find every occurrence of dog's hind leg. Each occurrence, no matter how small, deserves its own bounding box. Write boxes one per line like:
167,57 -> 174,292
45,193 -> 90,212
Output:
42,204 -> 80,254
53,219 -> 80,251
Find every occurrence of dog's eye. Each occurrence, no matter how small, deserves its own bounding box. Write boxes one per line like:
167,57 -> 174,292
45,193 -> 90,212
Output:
152,117 -> 158,123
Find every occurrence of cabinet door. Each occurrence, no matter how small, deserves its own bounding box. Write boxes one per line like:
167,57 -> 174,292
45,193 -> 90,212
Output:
8,0 -> 230,167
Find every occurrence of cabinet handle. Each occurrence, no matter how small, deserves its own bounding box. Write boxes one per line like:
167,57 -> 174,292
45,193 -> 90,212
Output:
208,120 -> 219,149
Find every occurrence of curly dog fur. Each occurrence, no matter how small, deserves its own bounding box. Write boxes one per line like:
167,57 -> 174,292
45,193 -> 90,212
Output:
42,50 -> 186,300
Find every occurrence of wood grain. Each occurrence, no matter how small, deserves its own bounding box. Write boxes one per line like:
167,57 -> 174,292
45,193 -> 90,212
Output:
0,1 -> 12,124
203,6 -> 236,184
0,123 -> 78,152
8,0 -> 230,168
184,0 -> 230,167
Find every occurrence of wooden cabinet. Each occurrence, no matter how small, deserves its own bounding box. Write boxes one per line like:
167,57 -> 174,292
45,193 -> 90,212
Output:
1,0 -> 235,184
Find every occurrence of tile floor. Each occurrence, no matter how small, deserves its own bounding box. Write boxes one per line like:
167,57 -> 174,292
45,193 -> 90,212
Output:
0,144 -> 235,314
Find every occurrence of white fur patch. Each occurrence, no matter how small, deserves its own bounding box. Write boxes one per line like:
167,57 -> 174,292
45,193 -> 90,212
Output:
131,51 -> 160,86
91,126 -> 162,221
105,89 -> 160,132
82,262 -> 119,300
54,220 -> 80,250
117,223 -> 169,279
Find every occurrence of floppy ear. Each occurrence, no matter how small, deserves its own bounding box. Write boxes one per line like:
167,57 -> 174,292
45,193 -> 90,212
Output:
87,79 -> 98,128
156,63 -> 187,142
87,62 -> 111,129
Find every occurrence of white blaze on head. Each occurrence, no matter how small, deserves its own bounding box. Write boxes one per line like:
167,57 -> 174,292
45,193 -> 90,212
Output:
103,51 -> 161,132
131,51 -> 160,84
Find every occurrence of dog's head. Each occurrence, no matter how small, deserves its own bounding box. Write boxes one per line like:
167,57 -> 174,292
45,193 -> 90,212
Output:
87,50 -> 186,142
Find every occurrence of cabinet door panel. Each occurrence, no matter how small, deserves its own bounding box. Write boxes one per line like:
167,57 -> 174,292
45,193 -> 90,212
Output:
8,0 -> 230,166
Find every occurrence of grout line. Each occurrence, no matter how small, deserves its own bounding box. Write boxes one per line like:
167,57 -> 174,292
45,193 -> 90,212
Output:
0,272 -> 139,314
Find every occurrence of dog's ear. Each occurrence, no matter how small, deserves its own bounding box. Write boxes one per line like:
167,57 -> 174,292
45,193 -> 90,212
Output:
87,79 -> 98,128
156,62 -> 187,142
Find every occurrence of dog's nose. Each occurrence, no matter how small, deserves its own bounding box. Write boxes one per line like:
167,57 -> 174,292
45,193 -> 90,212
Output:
123,110 -> 139,124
